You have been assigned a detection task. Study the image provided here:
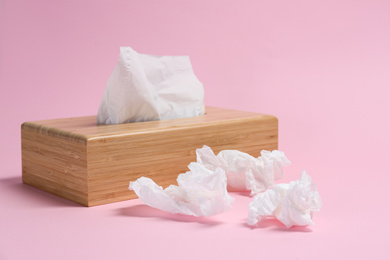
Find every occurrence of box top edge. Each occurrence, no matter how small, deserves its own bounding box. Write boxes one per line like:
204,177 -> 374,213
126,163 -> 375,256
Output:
22,121 -> 88,143
22,107 -> 276,139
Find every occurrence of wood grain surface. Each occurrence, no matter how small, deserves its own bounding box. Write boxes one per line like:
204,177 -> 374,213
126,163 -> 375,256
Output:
21,107 -> 278,206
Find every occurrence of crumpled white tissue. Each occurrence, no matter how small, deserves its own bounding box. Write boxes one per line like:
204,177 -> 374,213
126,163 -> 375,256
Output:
129,162 -> 234,217
247,171 -> 322,228
97,47 -> 205,124
196,145 -> 291,195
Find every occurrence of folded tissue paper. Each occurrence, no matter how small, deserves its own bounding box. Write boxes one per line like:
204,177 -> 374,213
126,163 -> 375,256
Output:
247,171 -> 322,228
97,47 -> 205,124
196,145 -> 291,195
129,162 -> 234,217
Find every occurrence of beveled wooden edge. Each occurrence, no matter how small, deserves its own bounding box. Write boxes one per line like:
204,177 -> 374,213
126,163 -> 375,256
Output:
21,122 -> 88,143
87,116 -> 278,142
21,107 -> 277,142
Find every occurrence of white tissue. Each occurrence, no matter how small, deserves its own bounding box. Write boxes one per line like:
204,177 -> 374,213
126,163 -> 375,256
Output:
196,145 -> 291,195
129,162 -> 234,217
247,171 -> 322,228
97,47 -> 205,124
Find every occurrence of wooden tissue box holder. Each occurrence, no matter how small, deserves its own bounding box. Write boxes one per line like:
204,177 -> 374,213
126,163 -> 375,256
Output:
21,107 -> 278,206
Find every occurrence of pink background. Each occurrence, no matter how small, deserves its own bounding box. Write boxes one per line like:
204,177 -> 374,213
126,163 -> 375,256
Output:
1,0 -> 390,259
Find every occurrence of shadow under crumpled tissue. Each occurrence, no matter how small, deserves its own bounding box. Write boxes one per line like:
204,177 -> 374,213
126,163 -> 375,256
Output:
243,218 -> 313,232
117,204 -> 223,226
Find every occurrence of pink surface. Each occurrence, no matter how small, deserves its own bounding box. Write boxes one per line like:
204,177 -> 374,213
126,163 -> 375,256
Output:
1,0 -> 390,259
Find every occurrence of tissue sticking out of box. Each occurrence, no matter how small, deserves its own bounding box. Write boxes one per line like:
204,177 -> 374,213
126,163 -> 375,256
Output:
129,162 -> 235,217
97,47 -> 205,125
196,145 -> 291,195
247,171 -> 322,228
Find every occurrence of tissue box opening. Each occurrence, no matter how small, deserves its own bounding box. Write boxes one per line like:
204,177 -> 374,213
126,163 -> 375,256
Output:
21,107 -> 278,206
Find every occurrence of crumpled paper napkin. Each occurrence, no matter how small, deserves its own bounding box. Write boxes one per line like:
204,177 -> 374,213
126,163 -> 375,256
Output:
129,162 -> 234,217
196,145 -> 291,195
247,170 -> 322,228
129,146 -> 321,228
